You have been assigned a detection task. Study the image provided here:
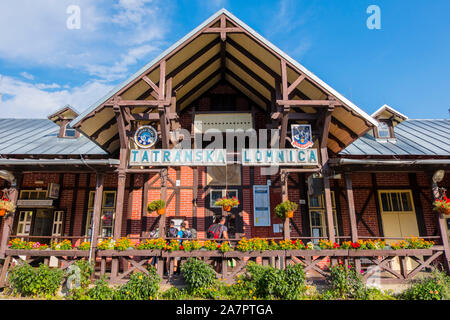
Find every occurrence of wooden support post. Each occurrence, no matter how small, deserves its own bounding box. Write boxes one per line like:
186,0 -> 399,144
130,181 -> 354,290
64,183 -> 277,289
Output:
345,173 -> 358,243
281,170 -> 290,240
89,173 -> 104,265
0,174 -> 21,259
159,169 -> 168,239
430,175 -> 450,273
114,171 -> 126,239
323,174 -> 335,243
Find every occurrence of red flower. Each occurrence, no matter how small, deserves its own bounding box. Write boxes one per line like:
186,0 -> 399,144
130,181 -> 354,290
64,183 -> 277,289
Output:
180,245 -> 184,250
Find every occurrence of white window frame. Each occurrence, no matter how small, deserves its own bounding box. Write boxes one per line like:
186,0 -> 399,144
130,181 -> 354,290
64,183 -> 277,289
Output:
52,211 -> 64,236
308,192 -> 339,243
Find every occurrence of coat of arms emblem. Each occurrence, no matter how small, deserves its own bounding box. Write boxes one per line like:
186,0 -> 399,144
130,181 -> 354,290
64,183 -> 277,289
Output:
134,125 -> 158,149
291,124 -> 313,149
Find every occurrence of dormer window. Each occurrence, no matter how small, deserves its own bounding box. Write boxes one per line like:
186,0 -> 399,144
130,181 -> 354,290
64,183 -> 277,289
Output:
47,105 -> 80,139
375,120 -> 394,140
64,124 -> 77,138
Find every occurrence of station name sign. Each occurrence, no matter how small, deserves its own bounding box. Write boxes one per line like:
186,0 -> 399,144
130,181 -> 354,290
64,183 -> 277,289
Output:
130,148 -> 318,166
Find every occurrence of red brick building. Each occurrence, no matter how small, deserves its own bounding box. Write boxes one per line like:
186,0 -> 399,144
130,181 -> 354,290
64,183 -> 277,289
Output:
0,10 -> 448,278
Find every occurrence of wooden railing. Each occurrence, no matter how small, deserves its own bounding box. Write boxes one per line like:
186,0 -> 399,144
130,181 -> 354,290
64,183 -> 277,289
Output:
1,245 -> 446,287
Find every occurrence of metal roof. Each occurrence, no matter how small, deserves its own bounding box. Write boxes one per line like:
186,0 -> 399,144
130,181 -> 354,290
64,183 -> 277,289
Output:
0,119 -> 108,156
340,119 -> 450,157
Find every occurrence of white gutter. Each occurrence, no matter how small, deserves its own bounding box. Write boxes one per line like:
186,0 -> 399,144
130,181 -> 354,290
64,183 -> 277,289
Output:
0,159 -> 120,166
336,159 -> 450,166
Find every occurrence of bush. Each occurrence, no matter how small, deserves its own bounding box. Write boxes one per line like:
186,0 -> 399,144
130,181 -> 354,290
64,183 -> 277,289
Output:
9,263 -> 64,298
180,258 -> 217,295
327,263 -> 366,299
73,260 -> 94,289
401,271 -> 450,300
161,287 -> 192,300
87,277 -> 116,300
243,262 -> 306,299
114,266 -> 161,300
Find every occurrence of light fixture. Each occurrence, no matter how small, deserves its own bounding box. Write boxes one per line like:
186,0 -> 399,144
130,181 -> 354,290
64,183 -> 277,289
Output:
432,170 -> 445,183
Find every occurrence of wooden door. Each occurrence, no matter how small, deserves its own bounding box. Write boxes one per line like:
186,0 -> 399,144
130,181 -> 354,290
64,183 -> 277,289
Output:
379,190 -> 419,270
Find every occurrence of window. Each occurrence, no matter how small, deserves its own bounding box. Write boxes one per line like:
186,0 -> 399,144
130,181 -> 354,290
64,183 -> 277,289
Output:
376,120 -> 394,139
64,124 -> 77,138
17,211 -> 33,236
85,191 -> 116,238
20,190 -> 47,200
379,190 -> 414,213
308,192 -> 339,244
52,211 -> 64,236
210,189 -> 238,208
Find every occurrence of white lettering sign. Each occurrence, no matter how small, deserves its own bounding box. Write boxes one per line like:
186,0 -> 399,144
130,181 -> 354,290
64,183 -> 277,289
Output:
241,149 -> 318,166
130,149 -> 227,166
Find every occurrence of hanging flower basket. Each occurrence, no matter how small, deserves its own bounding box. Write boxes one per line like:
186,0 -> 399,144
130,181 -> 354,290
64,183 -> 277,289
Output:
0,199 -> 16,217
147,199 -> 166,215
214,197 -> 240,211
433,197 -> 450,216
274,200 -> 298,219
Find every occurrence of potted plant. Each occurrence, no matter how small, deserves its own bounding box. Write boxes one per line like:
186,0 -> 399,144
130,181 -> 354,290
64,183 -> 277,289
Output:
147,199 -> 166,215
433,196 -> 450,215
214,197 -> 240,212
274,200 -> 298,219
0,198 -> 16,217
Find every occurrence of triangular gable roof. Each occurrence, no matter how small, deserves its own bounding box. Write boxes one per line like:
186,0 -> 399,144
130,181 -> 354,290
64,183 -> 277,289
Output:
372,104 -> 408,125
70,9 -> 378,154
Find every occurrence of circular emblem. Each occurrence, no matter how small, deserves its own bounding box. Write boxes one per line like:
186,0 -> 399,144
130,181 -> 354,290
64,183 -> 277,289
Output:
134,125 -> 158,149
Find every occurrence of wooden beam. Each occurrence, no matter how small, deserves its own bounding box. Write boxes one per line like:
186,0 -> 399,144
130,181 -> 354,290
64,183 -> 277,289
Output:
287,74 -> 306,96
167,38 -> 221,79
142,76 -> 161,97
226,69 -> 271,107
177,69 -> 221,106
277,100 -> 339,106
225,52 -> 274,93
89,173 -> 104,263
174,53 -> 221,92
114,172 -> 126,239
345,173 -> 358,243
105,100 -> 170,107
0,174 -> 21,258
281,170 -> 290,240
203,27 -> 243,34
331,117 -> 358,139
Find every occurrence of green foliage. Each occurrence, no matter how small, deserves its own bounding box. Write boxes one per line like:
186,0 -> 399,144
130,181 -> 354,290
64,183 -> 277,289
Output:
327,263 -> 367,299
274,200 -> 298,219
147,199 -> 165,212
72,260 -> 94,289
87,277 -> 116,300
242,262 -> 307,299
161,287 -> 192,300
114,266 -> 161,300
401,271 -> 450,300
9,263 -> 64,299
180,258 -> 217,295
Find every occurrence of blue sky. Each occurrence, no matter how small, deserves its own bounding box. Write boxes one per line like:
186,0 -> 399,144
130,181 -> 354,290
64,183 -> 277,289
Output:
0,0 -> 449,119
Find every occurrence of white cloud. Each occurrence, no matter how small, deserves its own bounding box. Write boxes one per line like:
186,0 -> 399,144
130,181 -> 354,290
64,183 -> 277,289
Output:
20,72 -> 35,80
0,75 -> 114,118
0,0 -> 171,79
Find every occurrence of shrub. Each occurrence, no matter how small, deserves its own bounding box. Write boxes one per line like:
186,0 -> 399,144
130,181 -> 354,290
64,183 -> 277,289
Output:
327,263 -> 366,299
243,262 -> 306,299
180,258 -> 217,295
87,277 -> 116,300
161,287 -> 192,300
401,271 -> 450,300
73,260 -> 94,289
9,263 -> 64,298
114,266 -> 161,300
